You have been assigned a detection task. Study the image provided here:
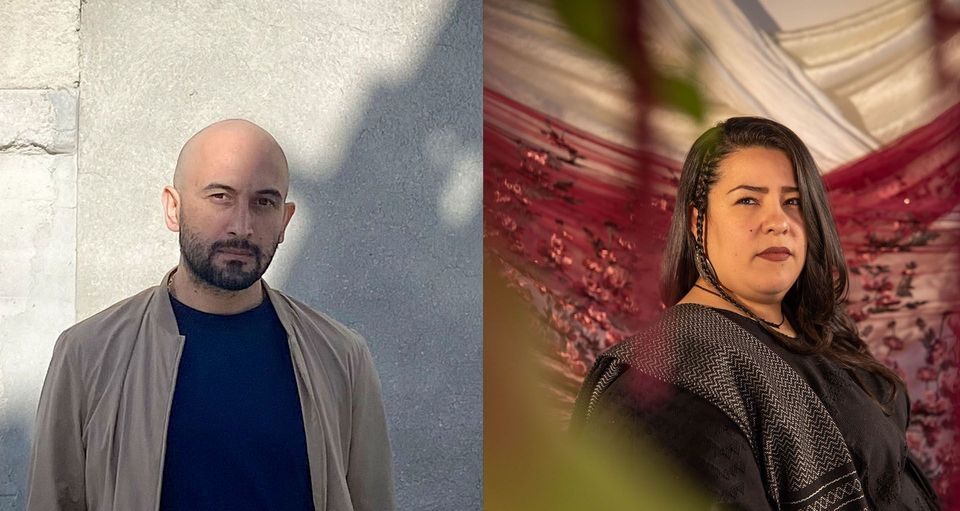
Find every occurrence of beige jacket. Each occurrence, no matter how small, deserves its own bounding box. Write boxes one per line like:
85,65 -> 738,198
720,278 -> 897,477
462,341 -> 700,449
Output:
27,272 -> 396,511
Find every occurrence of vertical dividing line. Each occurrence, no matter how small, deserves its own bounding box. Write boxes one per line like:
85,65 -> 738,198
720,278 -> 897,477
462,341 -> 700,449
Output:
73,0 -> 82,322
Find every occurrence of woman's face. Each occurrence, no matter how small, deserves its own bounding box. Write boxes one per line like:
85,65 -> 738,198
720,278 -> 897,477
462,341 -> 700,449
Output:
696,146 -> 807,303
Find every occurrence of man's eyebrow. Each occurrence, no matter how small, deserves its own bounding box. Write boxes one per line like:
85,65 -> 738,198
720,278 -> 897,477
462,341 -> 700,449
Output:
255,189 -> 283,200
203,183 -> 237,193
726,185 -> 799,194
202,183 -> 283,200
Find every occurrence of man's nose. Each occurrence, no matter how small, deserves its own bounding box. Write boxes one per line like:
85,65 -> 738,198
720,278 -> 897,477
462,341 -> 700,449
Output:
226,205 -> 254,238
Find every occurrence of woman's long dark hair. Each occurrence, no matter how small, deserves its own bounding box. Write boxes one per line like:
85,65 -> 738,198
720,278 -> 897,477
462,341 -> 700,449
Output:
660,117 -> 901,413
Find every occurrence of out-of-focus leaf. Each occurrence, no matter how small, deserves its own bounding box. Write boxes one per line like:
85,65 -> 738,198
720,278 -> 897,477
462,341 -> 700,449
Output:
655,74 -> 705,122
485,256 -> 713,511
552,0 -> 624,64
551,1 -> 706,123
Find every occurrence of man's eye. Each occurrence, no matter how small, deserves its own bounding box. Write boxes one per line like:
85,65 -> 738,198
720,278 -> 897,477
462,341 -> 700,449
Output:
211,193 -> 227,200
257,198 -> 276,207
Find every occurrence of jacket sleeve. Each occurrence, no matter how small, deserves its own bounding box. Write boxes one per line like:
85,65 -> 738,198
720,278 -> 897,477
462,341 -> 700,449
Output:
589,367 -> 775,511
26,332 -> 87,510
346,337 -> 396,511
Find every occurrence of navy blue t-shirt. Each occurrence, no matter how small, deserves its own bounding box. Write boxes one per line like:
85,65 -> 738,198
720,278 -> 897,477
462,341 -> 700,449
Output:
159,293 -> 314,510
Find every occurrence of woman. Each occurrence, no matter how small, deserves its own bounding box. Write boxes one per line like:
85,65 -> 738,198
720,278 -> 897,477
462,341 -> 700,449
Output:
571,117 -> 940,510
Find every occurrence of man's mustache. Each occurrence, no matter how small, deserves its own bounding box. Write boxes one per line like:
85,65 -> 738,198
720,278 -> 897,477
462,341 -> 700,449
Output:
210,239 -> 262,259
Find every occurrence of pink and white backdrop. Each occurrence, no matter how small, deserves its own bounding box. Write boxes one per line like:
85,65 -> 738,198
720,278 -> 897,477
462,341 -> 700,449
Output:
484,0 -> 960,499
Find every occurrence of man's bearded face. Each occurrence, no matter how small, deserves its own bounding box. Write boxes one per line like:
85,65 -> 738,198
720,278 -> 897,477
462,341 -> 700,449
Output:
179,214 -> 279,291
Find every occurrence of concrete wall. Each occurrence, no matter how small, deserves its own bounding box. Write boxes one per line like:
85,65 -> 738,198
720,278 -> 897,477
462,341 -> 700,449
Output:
0,1 -> 480,509
0,1 -> 79,509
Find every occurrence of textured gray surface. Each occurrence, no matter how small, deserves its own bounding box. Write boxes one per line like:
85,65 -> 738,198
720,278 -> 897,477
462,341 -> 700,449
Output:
0,1 -> 80,507
76,0 -> 480,509
0,0 -> 79,88
0,152 -> 77,508
0,89 -> 77,153
281,3 -> 482,504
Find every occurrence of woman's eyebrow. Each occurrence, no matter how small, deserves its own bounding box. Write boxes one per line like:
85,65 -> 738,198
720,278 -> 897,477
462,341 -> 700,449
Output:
726,185 -> 799,194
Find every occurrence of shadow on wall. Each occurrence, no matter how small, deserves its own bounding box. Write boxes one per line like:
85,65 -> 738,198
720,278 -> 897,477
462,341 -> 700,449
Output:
280,0 -> 480,509
0,417 -> 30,506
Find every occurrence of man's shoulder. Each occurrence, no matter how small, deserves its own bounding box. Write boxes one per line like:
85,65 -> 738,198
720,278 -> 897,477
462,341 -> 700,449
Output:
59,286 -> 160,347
268,288 -> 369,353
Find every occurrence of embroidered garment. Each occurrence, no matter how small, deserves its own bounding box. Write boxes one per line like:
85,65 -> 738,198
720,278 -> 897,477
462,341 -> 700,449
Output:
573,304 -> 875,510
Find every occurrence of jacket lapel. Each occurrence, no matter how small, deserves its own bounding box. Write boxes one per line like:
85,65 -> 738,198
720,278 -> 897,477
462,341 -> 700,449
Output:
265,282 -> 330,511
114,270 -> 185,510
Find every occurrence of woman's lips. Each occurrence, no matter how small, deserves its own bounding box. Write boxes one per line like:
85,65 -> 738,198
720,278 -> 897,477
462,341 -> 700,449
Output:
758,252 -> 791,262
757,247 -> 791,262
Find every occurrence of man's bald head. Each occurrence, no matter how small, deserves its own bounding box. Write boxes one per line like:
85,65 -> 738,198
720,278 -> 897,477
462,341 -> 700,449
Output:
173,119 -> 289,196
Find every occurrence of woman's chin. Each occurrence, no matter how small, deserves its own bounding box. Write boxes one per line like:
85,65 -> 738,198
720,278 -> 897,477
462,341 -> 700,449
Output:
730,283 -> 794,302
756,286 -> 793,300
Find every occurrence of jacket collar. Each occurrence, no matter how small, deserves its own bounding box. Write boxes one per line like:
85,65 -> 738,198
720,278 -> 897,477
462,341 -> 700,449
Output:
156,267 -> 298,337
154,268 -> 183,338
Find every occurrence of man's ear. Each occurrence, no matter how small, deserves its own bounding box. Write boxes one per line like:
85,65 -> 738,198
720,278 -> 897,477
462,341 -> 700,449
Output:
278,202 -> 296,243
162,186 -> 181,232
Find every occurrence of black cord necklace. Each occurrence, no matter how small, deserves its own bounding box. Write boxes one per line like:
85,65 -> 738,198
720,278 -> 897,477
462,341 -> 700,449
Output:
693,283 -> 786,328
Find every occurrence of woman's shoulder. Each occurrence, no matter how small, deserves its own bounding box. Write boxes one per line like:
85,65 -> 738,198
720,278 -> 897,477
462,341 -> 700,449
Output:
587,367 -> 774,509
594,365 -> 738,433
603,303 -> 768,371
606,304 -> 716,350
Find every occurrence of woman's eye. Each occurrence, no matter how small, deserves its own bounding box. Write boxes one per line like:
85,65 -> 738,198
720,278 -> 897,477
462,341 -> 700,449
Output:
785,197 -> 801,207
735,197 -> 758,205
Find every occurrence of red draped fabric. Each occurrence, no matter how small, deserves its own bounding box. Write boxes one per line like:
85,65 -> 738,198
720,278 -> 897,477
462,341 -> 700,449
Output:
484,87 -> 960,494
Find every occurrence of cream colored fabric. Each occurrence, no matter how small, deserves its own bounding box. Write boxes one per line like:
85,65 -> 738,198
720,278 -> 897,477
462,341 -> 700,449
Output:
665,0 -> 880,168
484,0 -> 959,170
484,0 -> 640,152
777,0 -> 960,144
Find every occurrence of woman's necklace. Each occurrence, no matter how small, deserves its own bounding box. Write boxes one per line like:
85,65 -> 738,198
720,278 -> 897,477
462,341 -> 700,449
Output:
693,283 -> 786,328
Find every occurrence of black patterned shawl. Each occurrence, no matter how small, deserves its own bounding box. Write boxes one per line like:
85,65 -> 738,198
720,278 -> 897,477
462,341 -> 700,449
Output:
570,304 -> 869,511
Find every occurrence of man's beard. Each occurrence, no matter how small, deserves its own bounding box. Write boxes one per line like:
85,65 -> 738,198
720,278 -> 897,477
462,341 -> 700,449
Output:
179,224 -> 278,292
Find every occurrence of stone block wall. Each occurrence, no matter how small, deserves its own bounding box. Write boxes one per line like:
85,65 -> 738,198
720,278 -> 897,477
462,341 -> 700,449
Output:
0,1 -> 80,509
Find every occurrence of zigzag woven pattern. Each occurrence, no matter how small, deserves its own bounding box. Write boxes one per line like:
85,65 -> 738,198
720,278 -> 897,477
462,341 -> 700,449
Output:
580,304 -> 869,510
795,476 -> 864,511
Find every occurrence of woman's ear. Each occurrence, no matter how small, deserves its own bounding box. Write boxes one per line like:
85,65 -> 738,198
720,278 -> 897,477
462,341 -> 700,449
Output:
689,203 -> 699,237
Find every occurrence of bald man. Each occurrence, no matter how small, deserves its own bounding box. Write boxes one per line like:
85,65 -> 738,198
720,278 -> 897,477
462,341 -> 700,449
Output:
27,120 -> 396,511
